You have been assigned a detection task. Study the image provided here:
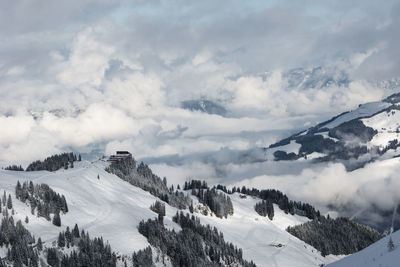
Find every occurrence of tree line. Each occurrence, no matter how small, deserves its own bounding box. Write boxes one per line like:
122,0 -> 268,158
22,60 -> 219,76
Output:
47,224 -> 117,267
254,200 -> 274,220
287,217 -> 383,256
134,211 -> 256,267
4,165 -> 24,171
183,180 -> 319,220
0,215 -> 38,267
26,152 -> 81,172
190,187 -> 234,218
15,181 -> 68,226
216,185 -> 321,220
0,192 -> 116,267
106,156 -> 191,210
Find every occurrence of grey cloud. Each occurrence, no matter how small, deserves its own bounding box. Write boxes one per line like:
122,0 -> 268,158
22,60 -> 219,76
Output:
0,0 -> 120,35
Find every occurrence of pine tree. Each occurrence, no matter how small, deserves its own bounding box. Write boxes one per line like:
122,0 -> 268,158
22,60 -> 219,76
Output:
189,202 -> 194,213
16,181 -> 22,199
78,154 -> 82,161
62,195 -> 68,213
47,248 -> 59,266
73,224 -> 80,238
7,194 -> 12,209
58,232 -> 65,248
158,213 -> 164,224
29,181 -> 34,194
52,211 -> 61,227
65,226 -> 72,245
388,236 -> 395,252
25,216 -> 29,224
37,238 -> 43,251
2,191 -> 6,206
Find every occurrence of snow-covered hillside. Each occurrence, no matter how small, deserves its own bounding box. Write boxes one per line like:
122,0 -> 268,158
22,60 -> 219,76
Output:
0,160 -> 340,266
328,230 -> 400,267
267,93 -> 400,166
190,192 -> 339,267
362,109 -> 400,148
322,101 -> 390,129
0,160 -> 159,254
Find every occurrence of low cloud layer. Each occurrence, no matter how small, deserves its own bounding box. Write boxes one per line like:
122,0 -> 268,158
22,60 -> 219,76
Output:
230,158 -> 400,229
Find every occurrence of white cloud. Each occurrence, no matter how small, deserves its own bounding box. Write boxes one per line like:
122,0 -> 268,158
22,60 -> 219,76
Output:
233,158 -> 400,218
150,161 -> 219,187
39,103 -> 143,147
56,27 -> 115,89
192,50 -> 213,66
0,113 -> 35,145
103,71 -> 165,117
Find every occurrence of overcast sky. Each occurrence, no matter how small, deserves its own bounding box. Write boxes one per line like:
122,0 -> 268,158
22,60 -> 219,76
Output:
1,0 -> 400,168
1,0 -> 400,229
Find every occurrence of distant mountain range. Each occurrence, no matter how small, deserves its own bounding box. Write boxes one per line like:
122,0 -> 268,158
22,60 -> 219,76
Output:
283,66 -> 350,89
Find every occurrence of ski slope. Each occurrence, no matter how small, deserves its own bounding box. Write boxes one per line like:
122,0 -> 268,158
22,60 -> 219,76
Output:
0,160 -> 340,266
0,160 -> 161,254
328,230 -> 400,267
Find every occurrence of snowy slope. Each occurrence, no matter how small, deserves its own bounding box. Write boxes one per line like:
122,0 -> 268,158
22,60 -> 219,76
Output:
192,193 -> 340,267
362,109 -> 400,148
0,160 -> 341,267
0,160 -> 164,254
327,230 -> 400,267
322,101 -> 390,129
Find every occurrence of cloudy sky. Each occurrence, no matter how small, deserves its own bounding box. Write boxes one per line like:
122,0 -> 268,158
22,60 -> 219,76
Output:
1,0 -> 400,190
2,0 -> 400,229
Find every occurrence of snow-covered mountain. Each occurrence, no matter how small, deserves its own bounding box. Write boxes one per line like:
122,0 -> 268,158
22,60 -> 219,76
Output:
181,99 -> 227,116
267,92 -> 400,169
282,67 -> 350,90
0,158 -> 344,266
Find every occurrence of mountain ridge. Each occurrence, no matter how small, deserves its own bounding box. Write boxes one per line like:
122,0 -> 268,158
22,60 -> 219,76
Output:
266,92 -> 400,169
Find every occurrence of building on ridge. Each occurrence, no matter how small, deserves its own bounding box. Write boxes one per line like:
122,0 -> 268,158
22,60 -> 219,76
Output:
108,151 -> 132,163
